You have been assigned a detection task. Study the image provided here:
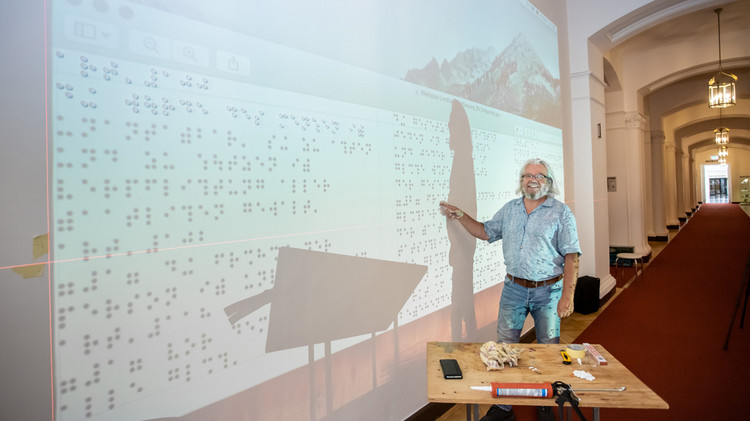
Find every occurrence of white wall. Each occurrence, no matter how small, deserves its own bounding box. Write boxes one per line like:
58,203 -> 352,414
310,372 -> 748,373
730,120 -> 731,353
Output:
0,0 -> 51,420
606,108 -> 649,253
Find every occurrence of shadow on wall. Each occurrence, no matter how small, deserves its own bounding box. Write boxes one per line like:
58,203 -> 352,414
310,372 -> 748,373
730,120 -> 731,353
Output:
224,247 -> 427,353
221,246 -> 427,420
446,99 -> 479,341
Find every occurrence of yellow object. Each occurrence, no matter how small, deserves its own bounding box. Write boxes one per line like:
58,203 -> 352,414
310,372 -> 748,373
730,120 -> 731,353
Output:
12,263 -> 46,279
33,233 -> 49,259
565,344 -> 586,359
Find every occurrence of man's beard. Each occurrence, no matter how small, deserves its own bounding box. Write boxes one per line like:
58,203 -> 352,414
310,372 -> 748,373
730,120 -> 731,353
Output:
523,183 -> 549,200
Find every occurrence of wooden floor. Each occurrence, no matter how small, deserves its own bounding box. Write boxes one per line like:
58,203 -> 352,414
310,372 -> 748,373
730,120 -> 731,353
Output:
435,231 -> 676,421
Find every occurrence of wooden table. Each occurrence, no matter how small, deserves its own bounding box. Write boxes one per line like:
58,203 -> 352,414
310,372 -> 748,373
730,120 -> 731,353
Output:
427,342 -> 668,420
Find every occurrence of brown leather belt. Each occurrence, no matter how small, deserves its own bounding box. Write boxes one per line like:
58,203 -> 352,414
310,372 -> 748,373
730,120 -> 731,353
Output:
507,274 -> 563,288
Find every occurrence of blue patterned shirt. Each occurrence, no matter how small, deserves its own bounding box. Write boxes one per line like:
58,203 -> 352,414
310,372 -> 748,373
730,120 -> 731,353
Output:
483,196 -> 580,281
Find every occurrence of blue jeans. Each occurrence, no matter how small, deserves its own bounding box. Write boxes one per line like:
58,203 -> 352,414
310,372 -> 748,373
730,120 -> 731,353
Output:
496,276 -> 563,344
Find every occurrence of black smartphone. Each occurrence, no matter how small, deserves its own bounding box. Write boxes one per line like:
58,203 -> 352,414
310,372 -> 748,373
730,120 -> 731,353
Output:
439,359 -> 462,379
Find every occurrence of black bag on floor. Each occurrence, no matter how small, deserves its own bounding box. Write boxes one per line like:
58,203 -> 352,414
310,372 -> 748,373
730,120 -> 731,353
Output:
574,276 -> 600,315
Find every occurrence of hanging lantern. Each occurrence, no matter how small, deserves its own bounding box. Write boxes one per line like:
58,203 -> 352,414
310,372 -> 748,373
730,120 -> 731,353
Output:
714,126 -> 729,145
718,144 -> 728,158
708,9 -> 738,108
709,71 -> 737,108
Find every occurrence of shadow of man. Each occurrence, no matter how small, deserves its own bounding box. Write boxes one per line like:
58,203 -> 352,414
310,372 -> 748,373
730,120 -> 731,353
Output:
446,99 -> 478,341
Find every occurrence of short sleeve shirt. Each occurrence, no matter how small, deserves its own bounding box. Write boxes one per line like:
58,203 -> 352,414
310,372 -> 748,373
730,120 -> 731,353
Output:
483,196 -> 580,281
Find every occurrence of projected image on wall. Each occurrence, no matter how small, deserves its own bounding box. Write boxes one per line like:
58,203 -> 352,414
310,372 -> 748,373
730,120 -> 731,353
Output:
49,0 -> 562,419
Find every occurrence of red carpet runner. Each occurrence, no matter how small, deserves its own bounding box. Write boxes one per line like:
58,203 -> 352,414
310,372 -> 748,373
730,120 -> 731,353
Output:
570,204 -> 750,420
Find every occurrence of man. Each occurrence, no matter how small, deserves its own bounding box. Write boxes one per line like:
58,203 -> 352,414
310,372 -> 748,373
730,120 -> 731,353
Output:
440,158 -> 580,421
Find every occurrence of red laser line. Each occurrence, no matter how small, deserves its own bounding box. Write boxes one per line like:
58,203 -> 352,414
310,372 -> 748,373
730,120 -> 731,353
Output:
0,223 -> 390,270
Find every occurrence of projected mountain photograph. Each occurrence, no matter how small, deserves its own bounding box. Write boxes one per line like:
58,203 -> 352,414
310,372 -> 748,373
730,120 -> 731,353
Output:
122,1 -> 562,129
404,33 -> 561,128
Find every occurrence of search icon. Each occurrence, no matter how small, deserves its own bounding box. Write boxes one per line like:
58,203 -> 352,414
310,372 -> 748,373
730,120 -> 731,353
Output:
143,36 -> 159,54
173,41 -> 209,67
129,30 -> 170,59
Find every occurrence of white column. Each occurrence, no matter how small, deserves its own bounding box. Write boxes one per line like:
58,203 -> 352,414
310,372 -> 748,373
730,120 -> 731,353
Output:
680,146 -> 693,216
663,140 -> 679,228
674,146 -> 685,221
643,124 -> 654,238
650,131 -> 669,239
570,70 -> 615,297
688,154 -> 700,212
623,112 -> 651,256
606,110 -> 651,257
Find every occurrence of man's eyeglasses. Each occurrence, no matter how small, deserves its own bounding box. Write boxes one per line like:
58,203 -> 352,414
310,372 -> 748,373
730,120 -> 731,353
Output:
522,174 -> 549,181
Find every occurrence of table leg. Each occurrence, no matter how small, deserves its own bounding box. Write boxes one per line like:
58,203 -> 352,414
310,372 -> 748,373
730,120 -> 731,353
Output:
593,407 -> 600,421
466,404 -> 479,421
615,257 -> 622,282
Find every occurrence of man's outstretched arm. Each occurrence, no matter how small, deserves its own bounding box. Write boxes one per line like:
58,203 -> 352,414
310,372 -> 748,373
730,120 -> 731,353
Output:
439,201 -> 489,241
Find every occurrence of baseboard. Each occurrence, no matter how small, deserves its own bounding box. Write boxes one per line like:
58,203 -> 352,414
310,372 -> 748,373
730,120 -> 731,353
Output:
666,225 -> 679,230
598,273 -> 616,298
648,235 -> 669,242
600,283 -> 616,305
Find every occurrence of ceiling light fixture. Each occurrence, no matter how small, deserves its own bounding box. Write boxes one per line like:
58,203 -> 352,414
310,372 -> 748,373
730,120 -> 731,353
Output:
708,8 -> 737,108
718,144 -> 728,159
714,109 -> 729,145
714,126 -> 729,145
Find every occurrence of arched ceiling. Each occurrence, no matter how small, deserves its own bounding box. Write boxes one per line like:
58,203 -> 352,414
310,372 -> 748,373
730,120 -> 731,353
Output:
604,0 -> 750,52
600,0 -> 750,160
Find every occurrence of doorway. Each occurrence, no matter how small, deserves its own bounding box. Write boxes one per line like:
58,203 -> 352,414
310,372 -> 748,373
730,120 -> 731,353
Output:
704,164 -> 729,203
709,178 -> 728,202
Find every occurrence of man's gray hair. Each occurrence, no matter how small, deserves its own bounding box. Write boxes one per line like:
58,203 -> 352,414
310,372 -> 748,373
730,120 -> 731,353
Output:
515,158 -> 560,197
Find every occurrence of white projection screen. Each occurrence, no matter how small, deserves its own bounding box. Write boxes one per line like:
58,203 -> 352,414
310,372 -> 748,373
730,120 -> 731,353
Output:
7,0 -> 564,420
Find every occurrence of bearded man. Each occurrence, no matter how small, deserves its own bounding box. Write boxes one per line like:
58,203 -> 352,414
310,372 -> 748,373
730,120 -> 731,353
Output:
439,158 -> 581,421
